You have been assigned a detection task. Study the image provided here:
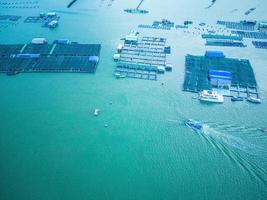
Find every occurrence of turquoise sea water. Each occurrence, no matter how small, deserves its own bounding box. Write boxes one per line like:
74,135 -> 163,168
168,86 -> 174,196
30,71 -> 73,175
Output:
1,0 -> 267,199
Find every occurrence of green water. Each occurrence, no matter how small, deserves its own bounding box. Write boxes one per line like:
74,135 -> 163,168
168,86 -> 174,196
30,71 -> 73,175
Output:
1,0 -> 267,199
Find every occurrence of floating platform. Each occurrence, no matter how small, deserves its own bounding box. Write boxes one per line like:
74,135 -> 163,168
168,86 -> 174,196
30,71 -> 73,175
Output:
252,41 -> 267,49
217,20 -> 256,31
0,42 -> 101,75
183,53 -> 258,98
231,31 -> 267,39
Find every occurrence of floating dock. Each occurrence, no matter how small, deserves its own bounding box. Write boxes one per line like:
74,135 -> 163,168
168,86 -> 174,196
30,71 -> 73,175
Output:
0,41 -> 101,75
183,52 -> 259,99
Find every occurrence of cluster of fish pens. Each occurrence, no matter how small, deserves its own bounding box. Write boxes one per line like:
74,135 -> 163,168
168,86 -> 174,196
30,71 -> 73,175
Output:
0,39 -> 101,75
183,51 -> 261,103
113,31 -> 172,80
0,1 -> 39,9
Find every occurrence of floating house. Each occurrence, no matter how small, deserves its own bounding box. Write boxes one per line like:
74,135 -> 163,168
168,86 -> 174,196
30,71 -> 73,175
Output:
258,21 -> 267,32
208,70 -> 232,88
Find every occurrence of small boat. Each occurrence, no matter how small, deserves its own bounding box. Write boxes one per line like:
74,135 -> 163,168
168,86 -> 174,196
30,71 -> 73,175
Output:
231,96 -> 244,101
93,109 -> 100,116
247,96 -> 262,104
260,128 -> 267,133
199,90 -> 224,103
115,73 -> 126,79
6,70 -> 20,76
185,119 -> 203,131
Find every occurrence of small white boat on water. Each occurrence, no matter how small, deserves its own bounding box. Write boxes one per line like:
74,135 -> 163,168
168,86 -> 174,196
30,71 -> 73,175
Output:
94,109 -> 100,116
115,73 -> 126,79
199,90 -> 224,103
247,96 -> 262,104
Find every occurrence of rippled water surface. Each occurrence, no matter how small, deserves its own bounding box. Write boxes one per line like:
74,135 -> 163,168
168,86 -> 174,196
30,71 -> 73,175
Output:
0,0 -> 267,199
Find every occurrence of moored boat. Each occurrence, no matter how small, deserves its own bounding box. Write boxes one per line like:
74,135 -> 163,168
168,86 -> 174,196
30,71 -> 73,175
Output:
247,96 -> 262,104
231,96 -> 244,101
199,90 -> 224,103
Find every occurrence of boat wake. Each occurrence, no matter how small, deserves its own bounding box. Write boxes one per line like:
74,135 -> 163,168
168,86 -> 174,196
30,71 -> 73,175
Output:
191,121 -> 267,186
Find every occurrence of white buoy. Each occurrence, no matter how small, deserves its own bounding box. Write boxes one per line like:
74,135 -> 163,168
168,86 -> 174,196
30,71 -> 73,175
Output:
94,109 -> 100,116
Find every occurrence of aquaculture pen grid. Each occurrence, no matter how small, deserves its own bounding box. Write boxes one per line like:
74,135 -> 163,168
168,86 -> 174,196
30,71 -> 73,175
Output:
0,43 -> 101,74
183,54 -> 258,98
114,36 -> 171,80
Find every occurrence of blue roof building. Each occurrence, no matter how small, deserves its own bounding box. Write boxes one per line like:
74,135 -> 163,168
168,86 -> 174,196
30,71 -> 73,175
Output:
208,70 -> 232,87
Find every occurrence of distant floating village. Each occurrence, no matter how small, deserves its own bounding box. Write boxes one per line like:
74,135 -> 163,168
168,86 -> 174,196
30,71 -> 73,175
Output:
0,6 -> 267,104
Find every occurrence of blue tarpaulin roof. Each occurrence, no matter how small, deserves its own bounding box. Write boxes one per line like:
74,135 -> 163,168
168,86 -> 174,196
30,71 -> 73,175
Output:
205,51 -> 225,58
209,70 -> 232,80
209,70 -> 232,85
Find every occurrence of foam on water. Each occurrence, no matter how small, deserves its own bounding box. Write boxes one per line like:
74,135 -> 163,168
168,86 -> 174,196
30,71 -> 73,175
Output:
199,122 -> 267,186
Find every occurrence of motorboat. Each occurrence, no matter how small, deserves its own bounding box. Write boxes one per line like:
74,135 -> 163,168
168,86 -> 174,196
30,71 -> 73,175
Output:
199,90 -> 224,103
231,96 -> 244,101
115,73 -> 126,79
185,119 -> 203,131
247,96 -> 262,104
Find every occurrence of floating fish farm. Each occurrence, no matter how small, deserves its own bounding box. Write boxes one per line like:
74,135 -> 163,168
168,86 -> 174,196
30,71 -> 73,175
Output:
231,30 -> 267,39
113,31 -> 172,80
0,1 -> 39,9
201,34 -> 243,41
252,41 -> 267,49
202,33 -> 246,47
183,51 -> 259,99
24,12 -> 60,28
0,15 -> 21,21
138,19 -> 174,30
217,20 -> 256,31
205,40 -> 246,47
0,40 -> 101,75
124,0 -> 149,14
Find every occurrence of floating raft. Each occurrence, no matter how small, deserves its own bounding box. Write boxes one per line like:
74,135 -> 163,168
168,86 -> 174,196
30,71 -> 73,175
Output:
115,66 -> 157,81
217,20 -> 256,31
205,40 -> 246,47
24,14 -> 60,28
232,31 -> 267,39
183,53 -> 258,98
252,41 -> 267,49
114,34 -> 171,80
202,34 -> 243,41
139,19 -> 174,30
0,15 -> 21,21
0,42 -> 101,75
0,1 -> 39,9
